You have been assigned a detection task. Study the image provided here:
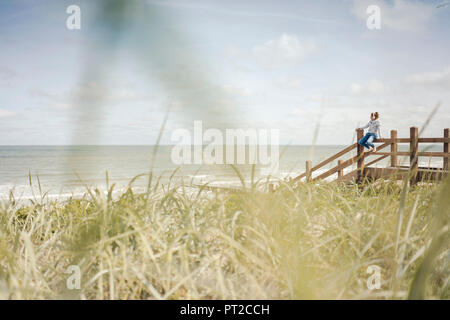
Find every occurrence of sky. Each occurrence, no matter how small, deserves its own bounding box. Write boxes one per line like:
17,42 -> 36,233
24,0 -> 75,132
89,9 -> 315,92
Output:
0,0 -> 449,145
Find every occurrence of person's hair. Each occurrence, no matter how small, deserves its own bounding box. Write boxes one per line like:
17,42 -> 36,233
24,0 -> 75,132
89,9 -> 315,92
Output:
370,112 -> 379,120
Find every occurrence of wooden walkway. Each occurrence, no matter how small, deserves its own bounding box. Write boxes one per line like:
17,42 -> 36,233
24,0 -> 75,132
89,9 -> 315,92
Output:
293,127 -> 449,185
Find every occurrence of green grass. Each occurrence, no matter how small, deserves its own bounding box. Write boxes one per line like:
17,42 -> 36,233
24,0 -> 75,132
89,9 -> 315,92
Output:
0,174 -> 448,299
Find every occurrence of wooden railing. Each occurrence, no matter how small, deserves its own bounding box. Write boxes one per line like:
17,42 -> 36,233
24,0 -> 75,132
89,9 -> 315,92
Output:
293,127 -> 450,184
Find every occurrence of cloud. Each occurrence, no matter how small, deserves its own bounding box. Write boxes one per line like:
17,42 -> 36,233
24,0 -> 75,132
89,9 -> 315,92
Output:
351,0 -> 434,31
225,44 -> 241,58
150,1 -> 336,24
340,70 -> 450,144
220,84 -> 255,97
0,67 -> 18,87
0,67 -> 17,80
349,83 -> 363,95
404,66 -> 450,87
275,77 -> 301,89
289,107 -> 320,118
349,79 -> 390,95
52,103 -> 71,110
70,82 -> 108,103
30,82 -> 150,110
0,109 -> 16,118
253,34 -> 317,67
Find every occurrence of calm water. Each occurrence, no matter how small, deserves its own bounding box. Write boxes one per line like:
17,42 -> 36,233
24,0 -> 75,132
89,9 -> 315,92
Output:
0,145 -> 443,199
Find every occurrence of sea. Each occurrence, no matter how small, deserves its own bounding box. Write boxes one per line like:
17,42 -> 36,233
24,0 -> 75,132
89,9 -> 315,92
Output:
0,145 -> 443,200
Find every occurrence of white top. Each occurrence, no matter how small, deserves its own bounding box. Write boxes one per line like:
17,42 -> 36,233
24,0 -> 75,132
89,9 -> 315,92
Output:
359,120 -> 381,138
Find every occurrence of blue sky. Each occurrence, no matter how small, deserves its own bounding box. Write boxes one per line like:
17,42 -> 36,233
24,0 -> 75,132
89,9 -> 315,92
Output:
0,0 -> 449,145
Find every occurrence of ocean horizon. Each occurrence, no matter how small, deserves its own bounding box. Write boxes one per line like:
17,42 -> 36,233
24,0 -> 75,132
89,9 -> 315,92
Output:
0,144 -> 443,200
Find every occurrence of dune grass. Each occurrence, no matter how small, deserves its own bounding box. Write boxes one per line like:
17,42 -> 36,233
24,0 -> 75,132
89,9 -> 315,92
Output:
0,173 -> 448,300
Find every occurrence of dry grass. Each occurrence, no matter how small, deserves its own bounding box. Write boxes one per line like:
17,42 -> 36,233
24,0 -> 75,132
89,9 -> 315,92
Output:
0,173 -> 448,300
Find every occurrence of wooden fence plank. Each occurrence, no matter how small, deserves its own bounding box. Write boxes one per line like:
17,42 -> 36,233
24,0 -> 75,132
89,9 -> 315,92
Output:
410,126 -> 419,185
357,129 -> 364,182
292,143 -> 357,181
391,130 -> 397,167
306,160 -> 312,182
365,154 -> 389,167
376,138 -> 410,143
314,155 -> 359,181
292,128 -> 448,185
372,151 -> 450,157
419,137 -> 450,143
314,142 -> 391,181
445,128 -> 449,171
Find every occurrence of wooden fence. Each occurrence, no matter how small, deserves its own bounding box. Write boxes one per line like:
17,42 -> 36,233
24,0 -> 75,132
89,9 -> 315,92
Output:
293,127 -> 449,184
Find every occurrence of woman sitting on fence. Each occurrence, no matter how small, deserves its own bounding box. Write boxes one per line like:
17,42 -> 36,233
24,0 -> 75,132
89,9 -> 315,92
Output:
358,112 -> 381,152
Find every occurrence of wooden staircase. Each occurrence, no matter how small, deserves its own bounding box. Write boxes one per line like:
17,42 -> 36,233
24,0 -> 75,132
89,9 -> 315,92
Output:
292,127 -> 449,185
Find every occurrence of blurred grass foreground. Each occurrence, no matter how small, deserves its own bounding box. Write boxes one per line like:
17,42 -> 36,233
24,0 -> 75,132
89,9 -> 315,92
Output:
0,0 -> 448,300
0,174 -> 448,299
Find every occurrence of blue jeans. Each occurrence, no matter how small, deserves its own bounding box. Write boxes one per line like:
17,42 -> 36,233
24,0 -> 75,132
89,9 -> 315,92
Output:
358,133 -> 377,149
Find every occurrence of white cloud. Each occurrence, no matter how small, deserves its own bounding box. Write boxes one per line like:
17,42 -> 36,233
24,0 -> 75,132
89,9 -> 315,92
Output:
253,34 -> 317,67
275,77 -> 302,89
30,82 -> 149,110
0,109 -> 16,118
53,103 -> 71,110
404,66 -> 450,87
220,84 -> 255,97
340,71 -> 450,144
289,107 -> 322,120
150,1 -> 336,24
70,82 -> 108,103
349,83 -> 363,95
349,79 -> 390,95
351,0 -> 434,31
0,67 -> 17,80
225,44 -> 241,58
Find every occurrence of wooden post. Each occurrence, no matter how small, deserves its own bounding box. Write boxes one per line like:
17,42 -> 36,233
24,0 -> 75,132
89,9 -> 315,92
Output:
356,128 -> 364,182
306,160 -> 312,182
444,128 -> 449,172
410,126 -> 419,185
338,160 -> 343,179
390,130 -> 397,168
